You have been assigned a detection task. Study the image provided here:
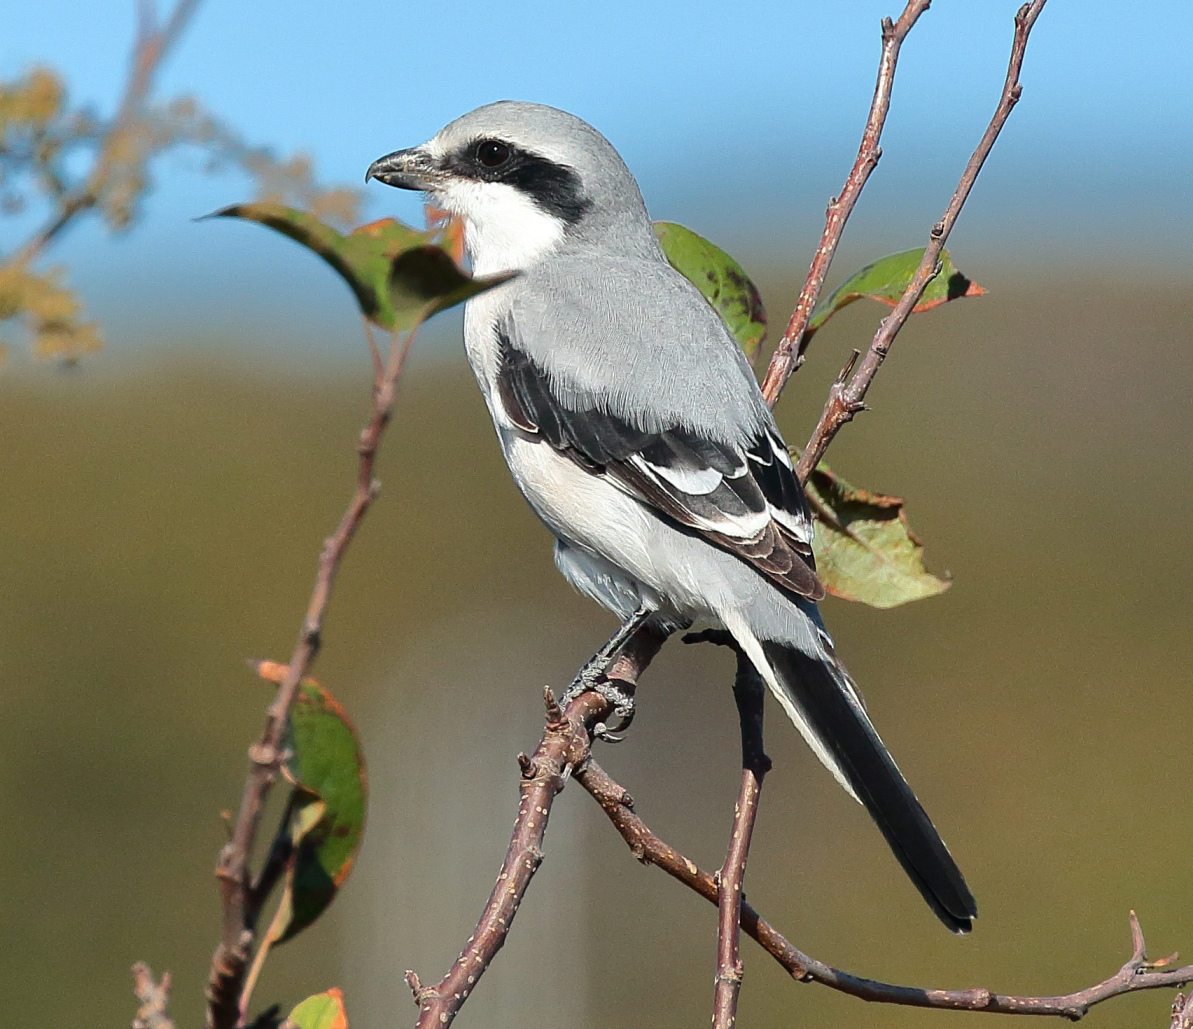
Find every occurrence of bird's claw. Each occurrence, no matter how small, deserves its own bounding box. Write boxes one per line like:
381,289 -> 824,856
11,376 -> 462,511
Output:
561,671 -> 636,743
592,678 -> 636,742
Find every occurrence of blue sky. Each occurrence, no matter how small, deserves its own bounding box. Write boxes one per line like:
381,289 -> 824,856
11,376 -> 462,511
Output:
2,0 -> 1189,355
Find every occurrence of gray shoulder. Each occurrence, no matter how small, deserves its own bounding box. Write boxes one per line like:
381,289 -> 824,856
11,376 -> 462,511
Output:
505,253 -> 771,444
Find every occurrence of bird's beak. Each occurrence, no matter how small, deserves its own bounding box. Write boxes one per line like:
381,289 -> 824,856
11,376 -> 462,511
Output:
365,146 -> 443,191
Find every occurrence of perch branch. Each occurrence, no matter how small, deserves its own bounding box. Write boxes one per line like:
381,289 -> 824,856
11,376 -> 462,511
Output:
405,627 -> 670,1029
575,757 -> 1193,1018
796,0 -> 1046,482
13,0 -> 203,265
760,0 -> 931,406
204,325 -> 418,1029
708,635 -> 772,1029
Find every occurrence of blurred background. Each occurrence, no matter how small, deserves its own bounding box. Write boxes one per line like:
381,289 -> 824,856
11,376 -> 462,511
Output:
1,2 -> 1190,1028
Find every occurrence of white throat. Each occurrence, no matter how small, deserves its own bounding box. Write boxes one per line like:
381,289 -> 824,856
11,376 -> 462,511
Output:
433,179 -> 566,277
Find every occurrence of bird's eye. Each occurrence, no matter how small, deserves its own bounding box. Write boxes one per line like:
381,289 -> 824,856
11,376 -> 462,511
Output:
476,140 -> 511,168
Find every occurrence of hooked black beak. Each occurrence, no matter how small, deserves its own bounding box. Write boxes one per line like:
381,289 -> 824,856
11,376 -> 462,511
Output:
365,147 -> 442,191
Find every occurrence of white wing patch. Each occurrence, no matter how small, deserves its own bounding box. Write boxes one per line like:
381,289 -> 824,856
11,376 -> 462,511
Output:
771,434 -> 794,470
650,461 -> 723,496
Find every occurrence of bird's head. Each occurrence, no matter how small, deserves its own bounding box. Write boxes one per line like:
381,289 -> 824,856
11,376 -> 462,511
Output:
366,102 -> 657,276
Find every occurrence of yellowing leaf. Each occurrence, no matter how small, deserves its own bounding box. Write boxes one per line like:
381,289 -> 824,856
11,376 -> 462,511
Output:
284,989 -> 348,1029
806,462 -> 950,609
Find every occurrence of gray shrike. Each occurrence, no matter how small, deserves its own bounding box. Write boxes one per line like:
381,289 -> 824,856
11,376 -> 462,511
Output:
367,101 -> 976,932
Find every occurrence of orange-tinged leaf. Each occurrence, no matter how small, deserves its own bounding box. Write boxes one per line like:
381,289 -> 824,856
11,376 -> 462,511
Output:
208,203 -> 509,330
425,204 -> 466,265
253,659 -> 289,684
806,248 -> 984,340
284,988 -> 348,1029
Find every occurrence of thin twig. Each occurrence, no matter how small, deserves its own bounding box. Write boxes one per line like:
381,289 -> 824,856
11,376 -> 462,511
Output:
132,962 -> 177,1029
711,641 -> 771,1029
13,0 -> 203,266
759,0 -> 931,407
205,325 -> 415,1029
575,757 -> 1193,1018
406,627 -> 670,1029
796,0 -> 1047,482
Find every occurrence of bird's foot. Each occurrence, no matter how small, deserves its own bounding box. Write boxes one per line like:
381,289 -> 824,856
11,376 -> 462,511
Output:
591,678 -> 636,742
561,668 -> 636,743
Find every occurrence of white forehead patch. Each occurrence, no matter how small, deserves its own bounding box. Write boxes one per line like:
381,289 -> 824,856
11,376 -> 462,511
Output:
431,178 -> 566,277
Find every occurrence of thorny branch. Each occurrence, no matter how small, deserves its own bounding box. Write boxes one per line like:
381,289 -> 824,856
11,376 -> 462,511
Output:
759,0 -> 931,407
796,0 -> 1047,482
204,321 -> 418,1029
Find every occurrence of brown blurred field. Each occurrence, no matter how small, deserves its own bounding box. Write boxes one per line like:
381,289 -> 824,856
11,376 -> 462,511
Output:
1,261 -> 1190,1028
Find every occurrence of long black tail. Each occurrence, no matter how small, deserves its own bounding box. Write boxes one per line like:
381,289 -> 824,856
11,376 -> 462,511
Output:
762,641 -> 977,933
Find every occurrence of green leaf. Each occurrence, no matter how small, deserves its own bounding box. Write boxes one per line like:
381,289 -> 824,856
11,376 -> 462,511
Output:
284,988 -> 348,1029
805,461 -> 950,609
806,247 -> 985,339
653,221 -> 767,362
279,675 -> 367,940
208,203 -> 511,330
385,244 -> 513,327
242,667 -> 368,1002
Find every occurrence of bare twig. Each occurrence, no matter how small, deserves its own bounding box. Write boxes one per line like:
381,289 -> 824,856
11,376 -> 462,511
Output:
132,962 -> 177,1029
796,0 -> 1047,482
13,0 -> 203,265
406,627 -> 670,1029
759,0 -> 931,407
576,756 -> 1193,1018
205,325 -> 415,1029
711,641 -> 771,1029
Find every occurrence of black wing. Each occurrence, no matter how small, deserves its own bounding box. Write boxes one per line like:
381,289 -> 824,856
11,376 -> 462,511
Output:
496,332 -> 824,601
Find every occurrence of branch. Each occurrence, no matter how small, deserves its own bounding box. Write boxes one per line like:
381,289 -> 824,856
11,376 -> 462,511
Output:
796,0 -> 1047,482
132,962 -> 176,1029
405,627 -> 670,1029
759,0 -> 931,407
204,324 -> 417,1029
14,0 -> 203,265
709,637 -> 771,1029
575,756 -> 1193,1018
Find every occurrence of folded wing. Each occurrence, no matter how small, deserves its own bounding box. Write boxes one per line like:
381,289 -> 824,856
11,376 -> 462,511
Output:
496,330 -> 824,602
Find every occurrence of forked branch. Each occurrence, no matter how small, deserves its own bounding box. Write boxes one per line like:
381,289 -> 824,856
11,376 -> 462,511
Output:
429,6 -> 1080,1029
796,0 -> 1047,481
404,629 -> 670,1029
760,0 -> 932,406
574,760 -> 1193,1019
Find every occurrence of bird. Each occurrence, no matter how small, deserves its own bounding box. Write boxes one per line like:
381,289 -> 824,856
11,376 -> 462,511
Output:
366,101 -> 976,933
